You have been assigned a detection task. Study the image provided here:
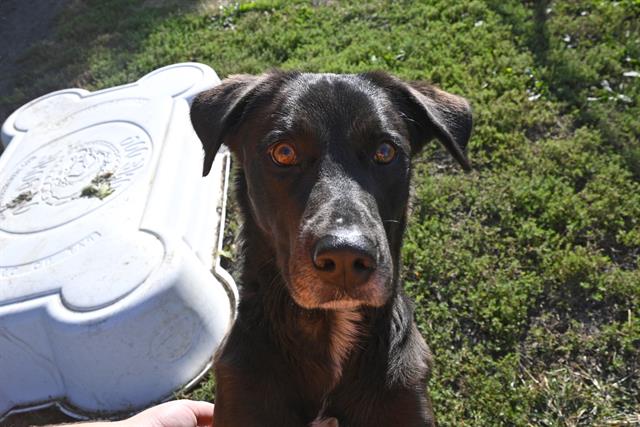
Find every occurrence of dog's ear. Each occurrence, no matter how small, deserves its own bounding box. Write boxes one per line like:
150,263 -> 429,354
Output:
362,72 -> 472,171
190,74 -> 263,176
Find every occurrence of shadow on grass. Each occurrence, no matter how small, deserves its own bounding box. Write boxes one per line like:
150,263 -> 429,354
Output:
488,0 -> 640,178
0,0 -> 217,124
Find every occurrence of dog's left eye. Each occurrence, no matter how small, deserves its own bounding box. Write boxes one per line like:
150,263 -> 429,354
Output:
373,142 -> 396,164
269,142 -> 298,166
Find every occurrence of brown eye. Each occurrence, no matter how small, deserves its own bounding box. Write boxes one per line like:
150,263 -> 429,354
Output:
373,142 -> 396,164
270,142 -> 298,166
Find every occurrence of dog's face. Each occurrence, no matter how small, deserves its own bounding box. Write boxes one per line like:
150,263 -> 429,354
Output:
191,71 -> 471,310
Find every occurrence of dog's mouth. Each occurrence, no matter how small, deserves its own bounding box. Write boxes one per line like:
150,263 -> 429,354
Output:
318,299 -> 362,309
288,273 -> 390,309
287,268 -> 392,310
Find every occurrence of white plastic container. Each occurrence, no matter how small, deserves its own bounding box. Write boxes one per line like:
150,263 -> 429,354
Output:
0,63 -> 236,420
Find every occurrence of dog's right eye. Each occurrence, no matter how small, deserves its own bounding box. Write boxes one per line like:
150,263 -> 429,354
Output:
373,142 -> 397,164
269,142 -> 298,166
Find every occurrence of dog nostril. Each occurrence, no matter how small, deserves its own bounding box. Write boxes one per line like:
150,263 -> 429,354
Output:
316,258 -> 336,271
353,258 -> 372,272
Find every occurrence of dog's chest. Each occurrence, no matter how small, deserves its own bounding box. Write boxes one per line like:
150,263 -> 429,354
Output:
293,309 -> 364,387
278,309 -> 365,421
327,310 -> 363,383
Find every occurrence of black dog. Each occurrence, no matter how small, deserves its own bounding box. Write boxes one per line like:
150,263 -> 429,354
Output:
190,70 -> 471,427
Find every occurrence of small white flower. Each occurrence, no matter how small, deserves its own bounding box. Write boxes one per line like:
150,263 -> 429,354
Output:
617,94 -> 632,103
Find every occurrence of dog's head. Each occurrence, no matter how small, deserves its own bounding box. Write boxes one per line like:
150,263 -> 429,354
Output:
191,71 -> 471,310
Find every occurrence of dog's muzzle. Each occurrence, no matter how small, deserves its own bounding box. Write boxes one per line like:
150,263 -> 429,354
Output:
288,221 -> 391,309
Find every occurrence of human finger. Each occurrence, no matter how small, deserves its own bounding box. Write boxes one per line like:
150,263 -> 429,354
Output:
177,400 -> 214,426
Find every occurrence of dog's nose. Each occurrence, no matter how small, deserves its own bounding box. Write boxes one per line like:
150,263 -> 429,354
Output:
312,233 -> 377,287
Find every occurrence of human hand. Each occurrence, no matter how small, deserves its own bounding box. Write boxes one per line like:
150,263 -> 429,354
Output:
118,400 -> 214,427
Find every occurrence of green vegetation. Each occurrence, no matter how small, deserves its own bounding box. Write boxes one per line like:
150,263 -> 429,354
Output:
81,172 -> 116,199
2,1 -> 638,425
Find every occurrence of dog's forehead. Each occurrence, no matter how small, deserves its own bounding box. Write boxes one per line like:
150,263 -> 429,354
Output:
272,73 -> 399,137
287,73 -> 381,100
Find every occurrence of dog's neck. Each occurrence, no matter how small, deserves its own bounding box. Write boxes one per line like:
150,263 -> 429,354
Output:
233,210 -> 370,392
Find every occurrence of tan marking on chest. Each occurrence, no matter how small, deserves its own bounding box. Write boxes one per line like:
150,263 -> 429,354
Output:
328,308 -> 363,383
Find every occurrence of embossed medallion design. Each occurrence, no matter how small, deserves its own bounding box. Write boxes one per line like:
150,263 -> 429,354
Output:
0,122 -> 152,233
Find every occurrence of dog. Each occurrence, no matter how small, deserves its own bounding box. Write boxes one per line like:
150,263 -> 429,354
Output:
190,70 -> 472,427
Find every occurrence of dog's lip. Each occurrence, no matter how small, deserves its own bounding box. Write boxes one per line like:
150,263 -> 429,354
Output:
314,282 -> 384,307
317,298 -> 363,310
318,277 -> 372,290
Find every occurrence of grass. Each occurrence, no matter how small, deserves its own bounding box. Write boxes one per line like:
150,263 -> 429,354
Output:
1,0 -> 638,425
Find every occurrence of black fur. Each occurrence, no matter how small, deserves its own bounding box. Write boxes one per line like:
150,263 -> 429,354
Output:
190,70 -> 472,427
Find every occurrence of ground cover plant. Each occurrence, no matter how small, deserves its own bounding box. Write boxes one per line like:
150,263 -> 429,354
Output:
1,0 -> 638,425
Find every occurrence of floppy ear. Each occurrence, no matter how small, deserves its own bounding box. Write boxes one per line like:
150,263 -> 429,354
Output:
190,74 -> 263,176
362,72 -> 472,171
